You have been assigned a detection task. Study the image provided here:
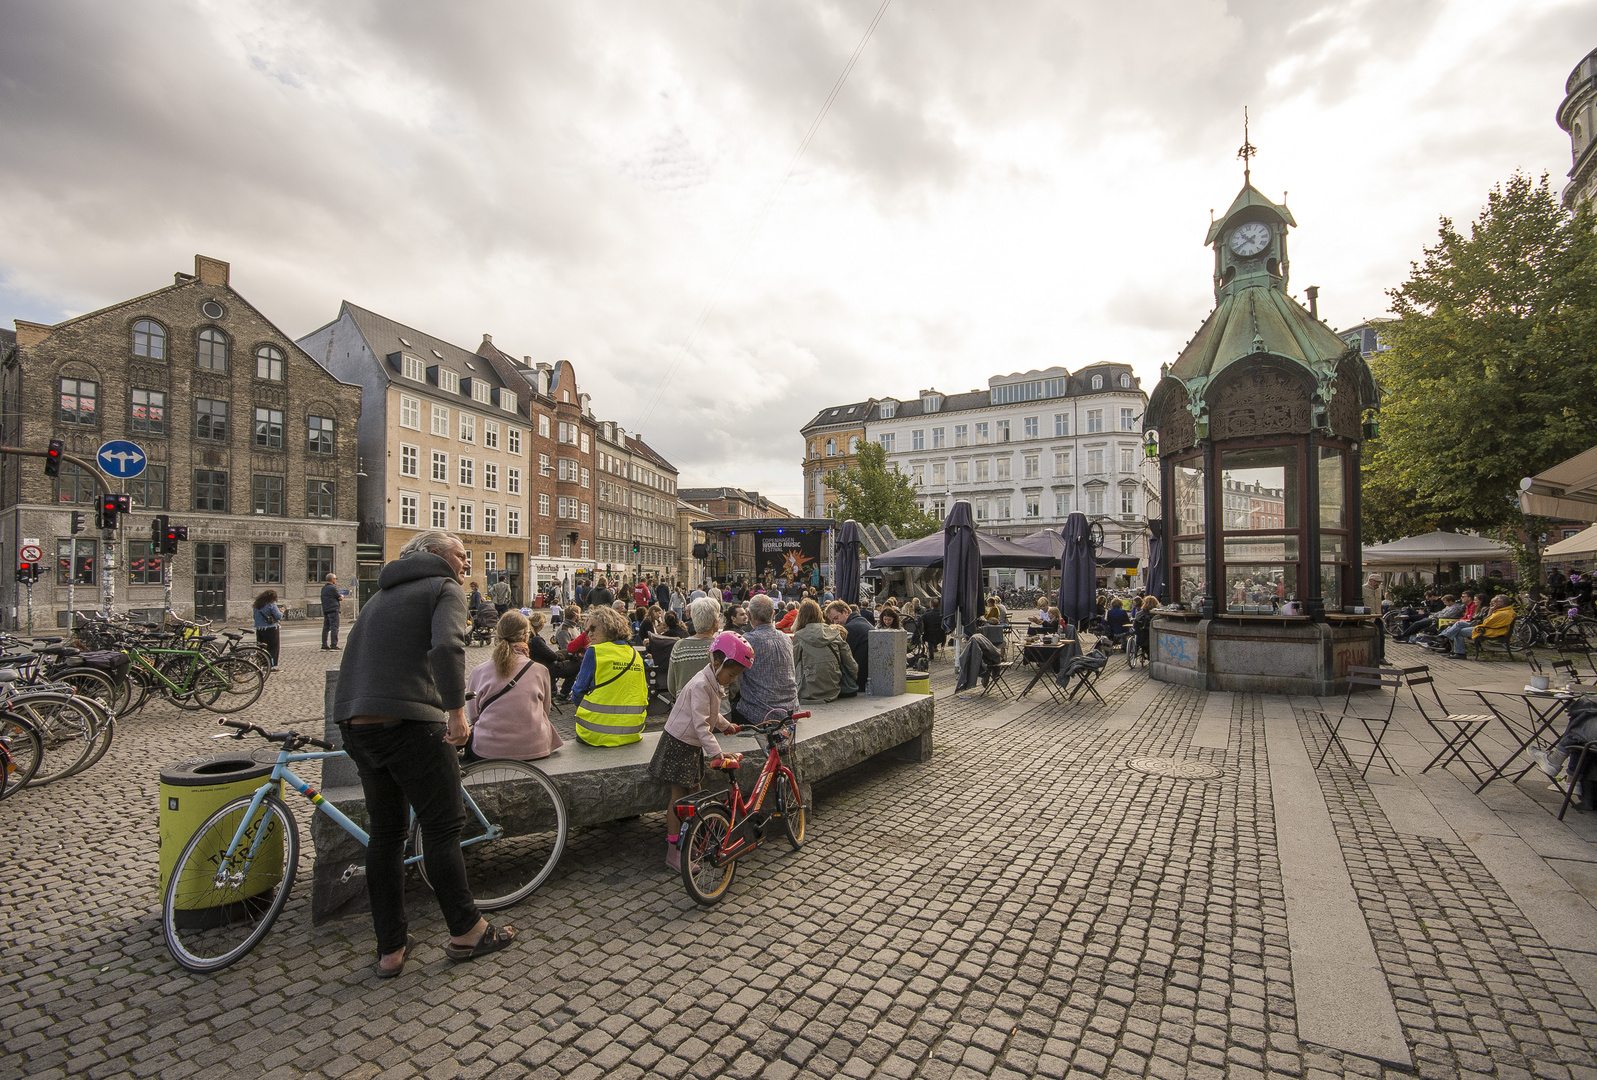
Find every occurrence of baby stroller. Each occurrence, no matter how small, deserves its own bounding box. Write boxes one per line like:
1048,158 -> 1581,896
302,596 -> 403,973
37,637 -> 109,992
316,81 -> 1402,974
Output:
470,606 -> 497,646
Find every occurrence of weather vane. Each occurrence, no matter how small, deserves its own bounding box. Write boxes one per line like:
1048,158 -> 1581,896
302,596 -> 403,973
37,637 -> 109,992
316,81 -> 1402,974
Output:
1237,106 -> 1257,185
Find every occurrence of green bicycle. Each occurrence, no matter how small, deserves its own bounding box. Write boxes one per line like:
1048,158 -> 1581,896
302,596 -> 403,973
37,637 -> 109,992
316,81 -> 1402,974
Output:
123,638 -> 264,714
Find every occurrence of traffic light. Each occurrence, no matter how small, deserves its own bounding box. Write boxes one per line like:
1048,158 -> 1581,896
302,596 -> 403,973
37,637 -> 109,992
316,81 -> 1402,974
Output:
161,521 -> 187,555
631,540 -> 640,554
44,439 -> 63,478
17,562 -> 39,584
70,511 -> 84,535
97,493 -> 131,530
151,515 -> 166,549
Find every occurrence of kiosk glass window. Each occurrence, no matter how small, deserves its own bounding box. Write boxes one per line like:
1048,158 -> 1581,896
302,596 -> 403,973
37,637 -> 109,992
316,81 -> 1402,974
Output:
1219,445 -> 1301,605
1171,456 -> 1206,604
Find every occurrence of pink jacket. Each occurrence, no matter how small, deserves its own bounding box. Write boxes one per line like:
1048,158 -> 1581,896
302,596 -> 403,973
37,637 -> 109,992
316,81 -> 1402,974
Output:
465,649 -> 563,760
663,663 -> 739,758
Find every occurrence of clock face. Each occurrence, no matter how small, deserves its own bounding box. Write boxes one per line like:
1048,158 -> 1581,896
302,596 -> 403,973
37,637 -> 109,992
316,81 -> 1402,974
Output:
1229,221 -> 1271,257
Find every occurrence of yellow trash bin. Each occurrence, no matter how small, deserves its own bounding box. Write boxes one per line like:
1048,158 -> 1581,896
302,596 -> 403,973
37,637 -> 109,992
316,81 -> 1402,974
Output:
158,755 -> 280,900
905,672 -> 931,696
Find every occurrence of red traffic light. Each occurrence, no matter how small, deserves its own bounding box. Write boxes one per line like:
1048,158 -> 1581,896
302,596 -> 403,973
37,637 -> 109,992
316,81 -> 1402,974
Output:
44,439 -> 63,478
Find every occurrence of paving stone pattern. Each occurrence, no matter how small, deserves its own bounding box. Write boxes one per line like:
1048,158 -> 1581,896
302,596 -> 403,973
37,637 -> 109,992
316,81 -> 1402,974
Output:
3,638 -> 1597,1079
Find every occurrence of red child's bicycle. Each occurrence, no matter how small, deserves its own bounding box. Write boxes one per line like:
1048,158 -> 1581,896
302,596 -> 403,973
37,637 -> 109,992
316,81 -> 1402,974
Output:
674,708 -> 809,905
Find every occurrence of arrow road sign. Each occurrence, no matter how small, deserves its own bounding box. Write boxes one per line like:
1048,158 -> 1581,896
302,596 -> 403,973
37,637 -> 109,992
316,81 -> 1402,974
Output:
96,440 -> 147,479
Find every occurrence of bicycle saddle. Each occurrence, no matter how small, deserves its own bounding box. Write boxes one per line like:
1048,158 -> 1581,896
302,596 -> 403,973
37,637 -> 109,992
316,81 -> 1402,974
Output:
34,645 -> 77,657
198,634 -> 219,643
0,668 -> 19,683
221,630 -> 244,640
31,637 -> 63,645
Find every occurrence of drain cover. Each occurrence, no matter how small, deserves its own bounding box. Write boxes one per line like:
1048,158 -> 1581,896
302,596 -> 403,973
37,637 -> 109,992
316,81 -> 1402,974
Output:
1126,757 -> 1224,779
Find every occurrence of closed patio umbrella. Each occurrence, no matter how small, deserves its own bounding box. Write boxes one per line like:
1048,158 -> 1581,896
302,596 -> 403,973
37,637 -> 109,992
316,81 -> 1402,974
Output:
1059,512 -> 1098,630
836,520 -> 863,605
1147,520 -> 1168,602
940,501 -> 983,639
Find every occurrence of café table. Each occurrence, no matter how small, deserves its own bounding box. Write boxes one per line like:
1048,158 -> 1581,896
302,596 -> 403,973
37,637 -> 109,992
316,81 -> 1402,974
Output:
1459,682 -> 1577,793
1018,637 -> 1081,698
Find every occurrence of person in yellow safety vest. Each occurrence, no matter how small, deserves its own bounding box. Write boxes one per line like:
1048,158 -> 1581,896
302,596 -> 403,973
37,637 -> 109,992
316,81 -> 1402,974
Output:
572,605 -> 649,745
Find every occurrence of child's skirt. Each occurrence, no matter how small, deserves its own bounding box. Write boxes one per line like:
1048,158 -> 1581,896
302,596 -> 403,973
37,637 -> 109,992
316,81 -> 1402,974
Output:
648,731 -> 705,787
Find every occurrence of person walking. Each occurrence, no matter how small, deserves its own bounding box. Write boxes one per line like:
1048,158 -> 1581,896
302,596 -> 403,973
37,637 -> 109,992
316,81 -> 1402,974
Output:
488,575 -> 513,617
320,573 -> 343,650
333,529 -> 516,977
252,590 -> 282,667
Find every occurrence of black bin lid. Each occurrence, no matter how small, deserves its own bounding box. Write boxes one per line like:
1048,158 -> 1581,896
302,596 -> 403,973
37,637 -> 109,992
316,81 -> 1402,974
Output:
160,754 -> 275,787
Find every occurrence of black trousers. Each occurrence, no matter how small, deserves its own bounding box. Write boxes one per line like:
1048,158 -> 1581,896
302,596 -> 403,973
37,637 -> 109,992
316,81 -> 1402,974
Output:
339,720 -> 481,954
322,611 -> 340,648
254,626 -> 280,665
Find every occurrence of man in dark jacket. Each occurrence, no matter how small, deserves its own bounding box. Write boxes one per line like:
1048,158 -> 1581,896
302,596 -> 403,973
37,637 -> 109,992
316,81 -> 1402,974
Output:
587,577 -> 615,610
334,530 -> 514,976
844,607 -> 873,692
320,573 -> 343,650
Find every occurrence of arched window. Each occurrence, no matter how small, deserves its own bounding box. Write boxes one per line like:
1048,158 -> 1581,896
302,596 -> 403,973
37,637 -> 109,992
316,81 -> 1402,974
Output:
198,327 -> 228,372
1091,374 -> 1104,390
256,344 -> 284,381
825,439 -> 836,456
1119,372 -> 1131,388
849,436 -> 861,453
132,319 -> 166,359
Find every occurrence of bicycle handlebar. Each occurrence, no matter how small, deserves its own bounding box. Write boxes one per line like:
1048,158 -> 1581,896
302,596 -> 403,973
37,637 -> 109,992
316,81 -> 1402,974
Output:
217,718 -> 333,750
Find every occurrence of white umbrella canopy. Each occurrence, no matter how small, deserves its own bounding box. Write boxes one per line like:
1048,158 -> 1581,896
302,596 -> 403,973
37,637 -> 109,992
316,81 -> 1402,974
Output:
1362,530 -> 1512,568
1546,524 -> 1597,560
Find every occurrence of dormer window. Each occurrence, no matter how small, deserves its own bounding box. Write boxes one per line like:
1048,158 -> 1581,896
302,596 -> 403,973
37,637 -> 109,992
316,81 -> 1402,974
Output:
1091,374 -> 1104,390
879,399 -> 897,419
1119,373 -> 1132,389
921,391 -> 943,413
402,354 -> 424,382
439,370 -> 461,395
472,380 -> 492,405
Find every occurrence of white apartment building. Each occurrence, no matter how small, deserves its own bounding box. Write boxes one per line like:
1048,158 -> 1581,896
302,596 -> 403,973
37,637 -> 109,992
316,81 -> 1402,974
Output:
863,362 -> 1155,584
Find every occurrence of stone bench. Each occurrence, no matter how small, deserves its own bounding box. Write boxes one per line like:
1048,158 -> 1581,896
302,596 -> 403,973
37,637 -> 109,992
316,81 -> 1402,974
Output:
310,673 -> 934,923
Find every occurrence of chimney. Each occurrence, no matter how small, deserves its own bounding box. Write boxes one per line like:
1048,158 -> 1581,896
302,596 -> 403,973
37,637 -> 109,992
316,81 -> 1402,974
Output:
1305,285 -> 1320,321
194,255 -> 229,286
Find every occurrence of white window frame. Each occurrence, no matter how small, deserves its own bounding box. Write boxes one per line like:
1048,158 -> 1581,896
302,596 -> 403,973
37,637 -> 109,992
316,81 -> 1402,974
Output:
483,420 -> 499,449
1054,413 -> 1069,437
403,355 -> 425,382
539,493 -> 550,516
430,496 -> 449,529
399,443 -> 419,478
439,370 -> 460,394
538,415 -> 550,438
506,508 -> 521,536
483,504 -> 498,533
399,491 -> 419,527
400,395 -> 421,430
431,404 -> 450,437
431,450 -> 449,482
508,428 -> 522,455
538,534 -> 550,557
1087,409 -> 1104,434
459,457 -> 474,487
507,467 -> 521,495
483,462 -> 498,491
473,381 -> 492,405
459,414 -> 475,443
458,501 -> 473,532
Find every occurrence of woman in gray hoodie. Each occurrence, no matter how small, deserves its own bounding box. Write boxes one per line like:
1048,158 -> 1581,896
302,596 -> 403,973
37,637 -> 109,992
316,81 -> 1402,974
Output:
791,598 -> 858,704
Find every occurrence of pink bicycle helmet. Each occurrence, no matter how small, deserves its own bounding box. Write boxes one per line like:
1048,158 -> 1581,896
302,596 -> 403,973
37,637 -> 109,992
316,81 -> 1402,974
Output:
711,631 -> 755,670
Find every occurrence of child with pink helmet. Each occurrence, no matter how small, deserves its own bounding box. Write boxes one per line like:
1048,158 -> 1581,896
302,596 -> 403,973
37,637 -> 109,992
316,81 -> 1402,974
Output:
649,631 -> 753,871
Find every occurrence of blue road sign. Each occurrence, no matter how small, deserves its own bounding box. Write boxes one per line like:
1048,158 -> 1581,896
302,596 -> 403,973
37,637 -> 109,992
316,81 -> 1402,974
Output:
96,440 -> 147,479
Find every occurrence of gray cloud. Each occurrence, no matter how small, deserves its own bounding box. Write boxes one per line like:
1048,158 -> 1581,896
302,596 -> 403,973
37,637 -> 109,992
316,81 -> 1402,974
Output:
2,0 -> 1593,508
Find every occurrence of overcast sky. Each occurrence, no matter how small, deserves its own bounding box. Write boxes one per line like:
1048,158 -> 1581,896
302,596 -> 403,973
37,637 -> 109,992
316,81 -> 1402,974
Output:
2,0 -> 1593,510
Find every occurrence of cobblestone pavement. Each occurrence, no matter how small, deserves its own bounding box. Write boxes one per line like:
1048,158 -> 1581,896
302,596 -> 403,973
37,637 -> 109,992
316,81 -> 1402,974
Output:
4,636 -> 1597,1079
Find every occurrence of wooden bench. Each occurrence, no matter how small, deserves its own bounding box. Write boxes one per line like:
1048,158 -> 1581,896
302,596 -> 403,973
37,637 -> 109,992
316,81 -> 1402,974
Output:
309,673 -> 935,923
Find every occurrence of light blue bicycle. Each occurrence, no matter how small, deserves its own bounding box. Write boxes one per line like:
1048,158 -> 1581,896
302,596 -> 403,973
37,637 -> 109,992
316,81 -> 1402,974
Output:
161,718 -> 567,972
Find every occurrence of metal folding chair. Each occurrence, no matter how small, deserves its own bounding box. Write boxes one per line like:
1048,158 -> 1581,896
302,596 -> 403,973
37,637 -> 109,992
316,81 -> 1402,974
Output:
1402,665 -> 1496,784
1558,741 -> 1597,820
1314,666 -> 1403,777
1055,647 -> 1110,706
980,658 -> 1020,700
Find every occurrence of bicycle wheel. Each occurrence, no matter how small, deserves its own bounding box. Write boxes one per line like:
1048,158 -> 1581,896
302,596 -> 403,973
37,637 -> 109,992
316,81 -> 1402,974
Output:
10,693 -> 96,785
774,766 -> 806,850
413,759 -> 568,910
680,804 -> 736,905
53,667 -> 120,716
1514,619 -> 1539,648
0,713 -> 42,799
227,646 -> 273,678
162,793 -> 299,972
197,656 -> 266,714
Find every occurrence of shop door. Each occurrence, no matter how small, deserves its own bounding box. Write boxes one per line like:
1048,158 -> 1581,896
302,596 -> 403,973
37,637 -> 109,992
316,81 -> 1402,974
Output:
193,543 -> 227,619
504,553 -> 522,605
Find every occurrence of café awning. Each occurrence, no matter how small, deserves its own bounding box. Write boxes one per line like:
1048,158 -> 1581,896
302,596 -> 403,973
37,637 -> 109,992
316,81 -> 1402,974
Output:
1520,446 -> 1597,521
1546,523 -> 1597,560
1362,530 -> 1511,568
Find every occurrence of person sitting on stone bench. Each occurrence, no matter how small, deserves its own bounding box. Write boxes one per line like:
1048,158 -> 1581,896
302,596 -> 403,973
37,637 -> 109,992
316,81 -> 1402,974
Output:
794,599 -> 857,704
668,597 -> 723,697
571,606 -> 649,746
731,594 -> 798,725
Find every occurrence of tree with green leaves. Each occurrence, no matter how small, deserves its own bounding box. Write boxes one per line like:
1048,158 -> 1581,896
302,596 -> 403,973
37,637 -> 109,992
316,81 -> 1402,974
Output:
823,441 -> 942,539
1363,172 -> 1597,583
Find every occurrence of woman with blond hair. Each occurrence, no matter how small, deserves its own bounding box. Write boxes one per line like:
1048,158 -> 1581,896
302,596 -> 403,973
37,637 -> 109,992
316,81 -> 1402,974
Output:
791,598 -> 857,704
571,606 -> 649,746
464,611 -> 562,761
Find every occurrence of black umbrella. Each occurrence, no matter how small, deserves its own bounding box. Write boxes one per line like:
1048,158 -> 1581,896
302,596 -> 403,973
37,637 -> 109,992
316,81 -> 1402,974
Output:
836,520 -> 862,605
940,501 -> 983,639
869,530 -> 1056,570
1147,519 -> 1168,602
1058,512 -> 1098,630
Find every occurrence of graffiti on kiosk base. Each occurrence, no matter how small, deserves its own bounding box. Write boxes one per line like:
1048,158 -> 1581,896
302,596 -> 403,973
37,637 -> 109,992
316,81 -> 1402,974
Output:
1334,645 -> 1369,677
1158,632 -> 1197,668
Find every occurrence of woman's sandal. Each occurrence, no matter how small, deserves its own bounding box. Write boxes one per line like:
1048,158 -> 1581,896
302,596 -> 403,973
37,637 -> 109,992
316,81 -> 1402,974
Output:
375,934 -> 417,980
446,925 -> 517,964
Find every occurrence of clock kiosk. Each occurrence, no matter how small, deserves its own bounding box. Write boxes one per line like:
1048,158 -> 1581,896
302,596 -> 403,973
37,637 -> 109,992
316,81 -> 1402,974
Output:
1142,159 -> 1382,695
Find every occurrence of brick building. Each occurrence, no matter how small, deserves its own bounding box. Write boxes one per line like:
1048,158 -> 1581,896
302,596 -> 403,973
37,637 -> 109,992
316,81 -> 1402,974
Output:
799,400 -> 874,518
1,255 -> 362,626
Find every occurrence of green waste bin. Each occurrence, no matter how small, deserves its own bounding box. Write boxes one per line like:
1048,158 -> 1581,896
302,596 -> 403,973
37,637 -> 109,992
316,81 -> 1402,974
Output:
159,754 -> 281,901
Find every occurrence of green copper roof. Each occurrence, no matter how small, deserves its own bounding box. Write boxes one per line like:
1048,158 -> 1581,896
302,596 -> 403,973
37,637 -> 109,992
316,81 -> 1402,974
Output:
1169,284 -> 1348,381
1204,183 -> 1296,245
